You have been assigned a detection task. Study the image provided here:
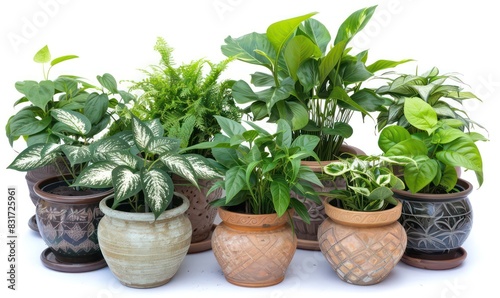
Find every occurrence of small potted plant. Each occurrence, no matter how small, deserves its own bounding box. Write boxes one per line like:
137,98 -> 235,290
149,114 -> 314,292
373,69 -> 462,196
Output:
220,6 -> 411,248
6,45 -> 134,272
72,116 -> 223,288
186,116 -> 323,287
118,37 -> 242,252
318,155 -> 410,285
378,91 -> 488,269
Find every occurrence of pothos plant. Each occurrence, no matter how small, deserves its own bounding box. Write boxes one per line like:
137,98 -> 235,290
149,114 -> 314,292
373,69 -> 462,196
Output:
6,45 -> 135,183
72,116 -> 223,219
186,116 -> 323,223
378,97 -> 487,194
322,155 -> 410,211
220,6 -> 411,161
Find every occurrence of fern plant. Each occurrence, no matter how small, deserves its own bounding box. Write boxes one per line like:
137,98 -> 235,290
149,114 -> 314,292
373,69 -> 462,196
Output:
124,37 -> 241,157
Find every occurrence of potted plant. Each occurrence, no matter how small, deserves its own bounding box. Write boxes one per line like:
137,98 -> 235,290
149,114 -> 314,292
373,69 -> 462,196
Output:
119,37 -> 242,252
186,116 -> 323,287
378,93 -> 488,269
220,6 -> 411,248
72,116 -> 223,288
6,45 -> 134,272
317,155 -> 409,285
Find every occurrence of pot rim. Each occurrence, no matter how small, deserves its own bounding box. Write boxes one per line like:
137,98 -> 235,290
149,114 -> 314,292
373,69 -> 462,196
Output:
217,207 -> 294,229
99,192 -> 189,222
323,199 -> 402,227
33,174 -> 113,204
392,178 -> 473,202
301,144 -> 366,172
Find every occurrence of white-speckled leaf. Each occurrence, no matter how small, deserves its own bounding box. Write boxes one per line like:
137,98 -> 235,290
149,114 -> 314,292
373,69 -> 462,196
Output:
90,136 -> 131,162
105,151 -> 141,169
61,145 -> 92,166
148,137 -> 180,155
132,117 -> 154,151
72,161 -> 117,188
142,168 -> 173,219
184,154 -> 223,180
51,109 -> 91,135
160,153 -> 198,187
7,143 -> 58,171
112,166 -> 141,204
144,118 -> 164,138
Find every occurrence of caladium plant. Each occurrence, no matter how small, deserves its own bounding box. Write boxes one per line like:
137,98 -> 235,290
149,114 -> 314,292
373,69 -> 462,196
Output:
71,116 -> 223,219
186,116 -> 323,223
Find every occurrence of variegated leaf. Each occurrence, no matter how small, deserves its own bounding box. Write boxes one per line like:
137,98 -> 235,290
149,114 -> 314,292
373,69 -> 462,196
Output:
61,145 -> 92,166
90,135 -> 131,162
51,109 -> 91,135
184,154 -> 224,180
7,143 -> 58,171
112,166 -> 141,204
144,118 -> 164,138
105,151 -> 142,169
132,117 -> 154,151
71,161 -> 117,188
160,153 -> 198,187
142,168 -> 174,219
148,137 -> 181,155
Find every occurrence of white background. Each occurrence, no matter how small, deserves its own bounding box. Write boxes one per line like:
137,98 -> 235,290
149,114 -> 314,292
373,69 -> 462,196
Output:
0,0 -> 498,297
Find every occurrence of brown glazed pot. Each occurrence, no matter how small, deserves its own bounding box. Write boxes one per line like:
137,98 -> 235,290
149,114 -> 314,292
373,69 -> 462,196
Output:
318,200 -> 407,285
292,144 -> 366,250
211,208 -> 297,287
34,175 -> 113,272
172,175 -> 222,253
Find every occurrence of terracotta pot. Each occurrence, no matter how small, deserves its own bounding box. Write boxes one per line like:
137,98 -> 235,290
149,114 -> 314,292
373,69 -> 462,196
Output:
172,175 -> 222,253
393,178 -> 473,270
34,175 -> 112,272
318,200 -> 407,285
98,193 -> 192,288
211,208 -> 297,287
292,144 -> 366,250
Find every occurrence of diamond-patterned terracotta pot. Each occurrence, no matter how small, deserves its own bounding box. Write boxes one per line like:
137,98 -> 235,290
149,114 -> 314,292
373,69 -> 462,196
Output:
318,200 -> 407,285
211,208 -> 297,287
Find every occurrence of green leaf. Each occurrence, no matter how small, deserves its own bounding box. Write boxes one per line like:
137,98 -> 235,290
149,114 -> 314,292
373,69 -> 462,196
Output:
367,186 -> 393,201
8,110 -> 50,137
276,119 -> 292,147
112,166 -> 142,205
33,45 -> 51,63
97,73 -> 119,93
350,89 -> 386,112
366,59 -> 413,73
299,18 -> 331,54
437,137 -> 482,172
53,76 -> 78,94
7,143 -> 58,171
385,138 -> 428,157
284,35 -> 322,80
224,166 -> 246,203
271,178 -> 290,217
160,153 -> 198,187
319,40 -> 346,84
71,161 -> 118,188
84,93 -> 109,125
142,168 -> 174,219
404,156 -> 439,193
321,122 -> 353,138
214,115 -> 246,137
331,86 -> 370,115
221,33 -> 275,68
287,101 -> 309,130
378,125 -> 411,152
266,77 -> 295,111
51,109 -> 91,135
50,55 -> 78,67
334,5 -> 377,45
232,80 -> 260,104
291,134 -> 320,152
341,60 -> 373,84
290,197 -> 310,224
27,81 -> 55,110
250,72 -> 275,87
404,97 -> 438,132
266,12 -> 317,55
298,166 -> 323,187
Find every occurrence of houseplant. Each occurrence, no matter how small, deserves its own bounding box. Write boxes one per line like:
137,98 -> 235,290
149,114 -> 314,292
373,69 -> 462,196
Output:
378,96 -> 487,269
220,6 -> 411,248
186,116 -> 323,287
72,116 -> 223,288
317,155 -> 409,285
121,37 -> 242,252
6,45 -> 135,272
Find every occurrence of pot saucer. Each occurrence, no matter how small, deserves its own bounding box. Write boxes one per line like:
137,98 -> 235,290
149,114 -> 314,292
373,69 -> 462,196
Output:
28,214 -> 39,234
297,239 -> 321,251
40,248 -> 107,273
188,224 -> 216,254
401,247 -> 467,270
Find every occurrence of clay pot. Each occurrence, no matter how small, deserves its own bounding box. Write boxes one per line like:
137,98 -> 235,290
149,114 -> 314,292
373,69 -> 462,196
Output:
34,175 -> 112,272
98,193 -> 192,288
211,208 -> 297,287
318,200 -> 407,285
393,178 -> 473,270
292,144 -> 366,250
172,175 -> 222,253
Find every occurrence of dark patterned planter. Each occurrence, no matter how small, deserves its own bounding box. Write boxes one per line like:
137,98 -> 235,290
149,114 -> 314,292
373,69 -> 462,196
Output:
393,178 -> 473,269
34,175 -> 112,272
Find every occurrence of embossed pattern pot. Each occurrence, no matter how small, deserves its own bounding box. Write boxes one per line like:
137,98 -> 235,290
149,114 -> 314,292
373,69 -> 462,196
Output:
211,208 -> 297,287
292,144 -> 366,250
172,175 -> 222,253
394,178 -> 473,269
34,175 -> 112,272
98,193 -> 192,288
318,200 -> 407,285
